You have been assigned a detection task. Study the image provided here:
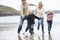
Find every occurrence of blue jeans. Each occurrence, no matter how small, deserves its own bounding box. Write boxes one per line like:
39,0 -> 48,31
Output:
47,21 -> 52,32
18,16 -> 28,34
26,24 -> 34,35
38,18 -> 44,33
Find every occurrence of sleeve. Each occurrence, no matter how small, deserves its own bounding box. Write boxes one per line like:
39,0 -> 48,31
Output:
33,9 -> 37,15
41,8 -> 45,18
20,5 -> 24,18
23,16 -> 29,20
28,3 -> 37,7
34,15 -> 39,19
42,8 -> 45,15
51,13 -> 54,18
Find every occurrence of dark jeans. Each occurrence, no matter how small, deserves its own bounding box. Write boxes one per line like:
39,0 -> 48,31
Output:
18,16 -> 28,34
38,18 -> 44,33
47,21 -> 52,32
25,24 -> 34,35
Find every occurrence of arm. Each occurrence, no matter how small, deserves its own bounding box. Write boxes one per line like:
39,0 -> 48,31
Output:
20,5 -> 25,18
33,14 -> 40,19
20,10 -> 24,18
33,9 -> 37,15
41,8 -> 45,15
28,3 -> 37,7
23,16 -> 29,20
51,13 -> 54,19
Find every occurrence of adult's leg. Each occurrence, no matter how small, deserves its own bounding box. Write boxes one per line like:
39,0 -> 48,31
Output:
18,16 -> 24,34
41,18 -> 44,33
23,16 -> 29,34
38,19 -> 41,30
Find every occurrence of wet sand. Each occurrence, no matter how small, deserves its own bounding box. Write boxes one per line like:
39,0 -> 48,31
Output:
0,14 -> 60,40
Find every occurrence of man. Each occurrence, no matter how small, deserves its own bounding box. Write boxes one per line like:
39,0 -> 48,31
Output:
18,0 -> 36,34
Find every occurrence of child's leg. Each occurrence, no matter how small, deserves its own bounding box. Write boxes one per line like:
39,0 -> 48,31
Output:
49,21 -> 52,31
48,21 -> 50,31
23,24 -> 30,35
29,24 -> 34,35
47,21 -> 51,34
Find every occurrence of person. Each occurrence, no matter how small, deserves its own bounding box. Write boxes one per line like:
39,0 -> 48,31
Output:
18,0 -> 36,34
47,10 -> 54,34
23,10 -> 40,35
33,2 -> 45,33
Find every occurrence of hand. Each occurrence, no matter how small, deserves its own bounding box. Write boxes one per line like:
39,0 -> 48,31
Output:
22,15 -> 25,18
41,14 -> 43,15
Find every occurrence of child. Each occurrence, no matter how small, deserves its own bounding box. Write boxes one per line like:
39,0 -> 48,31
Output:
47,10 -> 54,34
23,10 -> 40,35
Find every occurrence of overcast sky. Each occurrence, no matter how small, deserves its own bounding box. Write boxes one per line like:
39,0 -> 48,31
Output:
0,0 -> 60,11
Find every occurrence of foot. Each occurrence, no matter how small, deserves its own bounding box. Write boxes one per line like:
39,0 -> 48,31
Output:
31,32 -> 34,35
18,34 -> 22,40
30,35 -> 33,39
42,31 -> 44,34
48,31 -> 50,34
42,32 -> 44,35
37,27 -> 39,30
18,32 -> 20,34
18,33 -> 20,36
23,32 -> 25,35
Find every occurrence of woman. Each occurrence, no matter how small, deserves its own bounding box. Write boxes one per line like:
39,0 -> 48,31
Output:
47,10 -> 54,34
33,2 -> 45,33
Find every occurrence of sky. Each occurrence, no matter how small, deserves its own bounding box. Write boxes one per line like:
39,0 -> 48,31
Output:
0,0 -> 60,11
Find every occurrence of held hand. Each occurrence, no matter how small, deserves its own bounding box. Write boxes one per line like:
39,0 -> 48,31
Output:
41,14 -> 43,15
22,16 -> 25,21
22,15 -> 25,18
